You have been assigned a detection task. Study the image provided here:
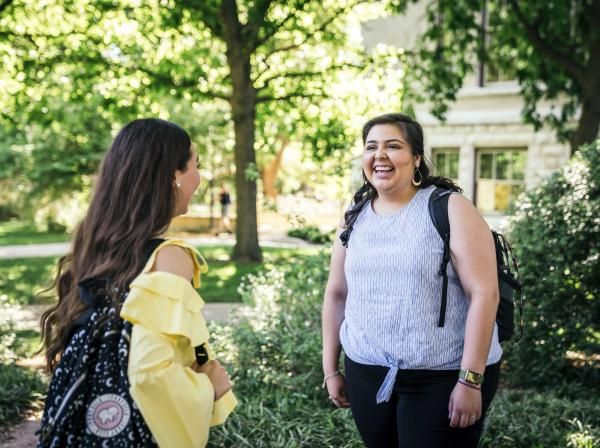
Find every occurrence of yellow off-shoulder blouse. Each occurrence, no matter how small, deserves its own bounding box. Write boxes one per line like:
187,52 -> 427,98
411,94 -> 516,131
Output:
120,239 -> 237,448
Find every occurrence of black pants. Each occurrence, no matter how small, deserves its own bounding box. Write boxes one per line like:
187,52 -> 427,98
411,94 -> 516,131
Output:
344,355 -> 500,448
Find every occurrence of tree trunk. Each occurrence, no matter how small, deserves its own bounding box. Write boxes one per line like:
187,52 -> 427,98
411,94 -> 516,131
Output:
261,137 -> 288,200
571,95 -> 600,152
231,92 -> 262,261
225,24 -> 262,262
570,38 -> 600,153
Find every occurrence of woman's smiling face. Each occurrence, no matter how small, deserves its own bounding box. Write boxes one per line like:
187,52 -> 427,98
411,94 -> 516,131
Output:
362,124 -> 420,195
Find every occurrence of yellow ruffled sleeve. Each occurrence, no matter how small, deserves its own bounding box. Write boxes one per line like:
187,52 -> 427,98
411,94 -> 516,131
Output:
120,240 -> 237,447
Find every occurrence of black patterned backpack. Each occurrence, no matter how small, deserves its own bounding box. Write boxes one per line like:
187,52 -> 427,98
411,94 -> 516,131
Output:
37,239 -> 165,447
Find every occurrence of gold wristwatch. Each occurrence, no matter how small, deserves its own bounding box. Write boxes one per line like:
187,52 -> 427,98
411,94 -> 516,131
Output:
459,369 -> 484,385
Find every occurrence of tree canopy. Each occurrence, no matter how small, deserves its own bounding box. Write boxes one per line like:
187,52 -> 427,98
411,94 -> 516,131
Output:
389,0 -> 600,152
0,0 -> 403,259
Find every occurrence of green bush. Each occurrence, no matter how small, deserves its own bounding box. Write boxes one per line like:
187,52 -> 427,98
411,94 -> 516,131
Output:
208,252 -> 362,447
504,140 -> 599,389
207,250 -> 598,446
0,324 -> 45,425
481,389 -> 600,448
287,225 -> 334,244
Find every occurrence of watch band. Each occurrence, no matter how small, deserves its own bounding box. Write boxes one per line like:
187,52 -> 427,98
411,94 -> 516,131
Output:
458,368 -> 484,385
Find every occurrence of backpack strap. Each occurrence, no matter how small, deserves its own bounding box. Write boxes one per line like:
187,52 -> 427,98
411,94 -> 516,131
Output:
144,237 -> 166,259
428,187 -> 453,327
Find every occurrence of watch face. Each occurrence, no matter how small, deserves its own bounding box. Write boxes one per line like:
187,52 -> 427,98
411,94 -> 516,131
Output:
460,369 -> 483,384
466,371 -> 479,383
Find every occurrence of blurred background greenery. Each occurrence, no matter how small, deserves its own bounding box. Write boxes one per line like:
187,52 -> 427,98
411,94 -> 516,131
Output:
0,0 -> 598,446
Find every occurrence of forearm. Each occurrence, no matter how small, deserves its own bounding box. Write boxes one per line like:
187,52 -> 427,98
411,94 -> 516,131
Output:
322,293 -> 346,374
461,293 -> 498,373
128,326 -> 215,447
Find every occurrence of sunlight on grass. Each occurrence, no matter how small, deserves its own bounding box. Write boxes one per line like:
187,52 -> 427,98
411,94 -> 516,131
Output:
0,220 -> 69,246
0,257 -> 58,305
0,245 -> 327,306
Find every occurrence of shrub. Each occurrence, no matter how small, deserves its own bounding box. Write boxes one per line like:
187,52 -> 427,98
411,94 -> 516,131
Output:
287,225 -> 334,244
504,140 -> 600,389
0,324 -> 45,425
207,250 -> 598,446
208,252 -> 362,447
481,389 -> 600,448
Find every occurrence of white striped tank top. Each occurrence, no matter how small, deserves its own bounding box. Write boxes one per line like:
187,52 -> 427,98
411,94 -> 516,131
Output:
339,185 -> 502,403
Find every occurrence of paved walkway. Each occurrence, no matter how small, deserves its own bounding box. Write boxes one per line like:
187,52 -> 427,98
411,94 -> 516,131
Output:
0,302 -> 245,331
0,233 -> 317,260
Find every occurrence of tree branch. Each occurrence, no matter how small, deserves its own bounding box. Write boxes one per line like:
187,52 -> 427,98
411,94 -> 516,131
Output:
178,1 -> 225,40
243,0 -> 275,50
255,61 -> 364,90
252,0 -> 311,50
256,91 -> 326,103
506,0 -> 586,84
126,63 -> 231,101
263,1 -> 358,60
0,0 -> 14,16
253,0 -> 365,83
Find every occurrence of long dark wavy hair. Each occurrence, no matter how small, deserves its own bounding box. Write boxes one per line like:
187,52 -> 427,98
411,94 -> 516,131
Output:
340,113 -> 462,247
40,118 -> 192,372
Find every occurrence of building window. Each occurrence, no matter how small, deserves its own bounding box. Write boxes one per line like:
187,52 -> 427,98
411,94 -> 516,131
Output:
432,148 -> 459,183
476,149 -> 526,213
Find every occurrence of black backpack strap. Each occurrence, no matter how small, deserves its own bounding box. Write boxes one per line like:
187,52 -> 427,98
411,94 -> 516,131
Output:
428,188 -> 452,327
144,237 -> 166,259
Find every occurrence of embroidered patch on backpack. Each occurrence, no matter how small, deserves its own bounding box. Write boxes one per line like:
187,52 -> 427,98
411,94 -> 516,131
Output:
86,394 -> 131,438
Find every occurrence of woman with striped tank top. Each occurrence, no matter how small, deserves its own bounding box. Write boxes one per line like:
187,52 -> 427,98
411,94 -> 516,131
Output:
322,113 -> 501,447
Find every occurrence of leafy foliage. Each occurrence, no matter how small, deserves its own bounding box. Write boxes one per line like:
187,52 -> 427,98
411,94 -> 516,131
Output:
0,324 -> 45,426
481,389 -> 600,448
288,225 -> 334,244
209,253 -> 362,447
388,0 -> 600,149
0,256 -> 58,306
209,251 -> 599,446
0,1 -> 399,259
503,140 -> 600,388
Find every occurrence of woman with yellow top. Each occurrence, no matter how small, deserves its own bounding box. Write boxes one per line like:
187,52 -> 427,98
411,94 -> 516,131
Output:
38,118 -> 236,447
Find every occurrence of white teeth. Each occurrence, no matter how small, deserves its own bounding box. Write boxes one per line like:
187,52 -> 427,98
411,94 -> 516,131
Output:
374,167 -> 392,173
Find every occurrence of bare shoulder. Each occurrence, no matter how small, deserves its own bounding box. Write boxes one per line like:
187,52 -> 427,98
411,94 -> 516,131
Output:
152,245 -> 194,281
448,193 -> 488,228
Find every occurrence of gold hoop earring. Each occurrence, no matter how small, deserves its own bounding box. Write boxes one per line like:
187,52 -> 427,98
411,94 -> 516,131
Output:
412,168 -> 423,187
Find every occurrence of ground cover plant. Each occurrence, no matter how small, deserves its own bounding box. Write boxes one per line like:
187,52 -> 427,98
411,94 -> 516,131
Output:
0,324 -> 46,426
208,250 -> 599,447
287,225 -> 334,245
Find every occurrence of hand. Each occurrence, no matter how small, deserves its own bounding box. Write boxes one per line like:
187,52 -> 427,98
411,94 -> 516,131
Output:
325,373 -> 351,408
448,381 -> 482,428
193,360 -> 232,401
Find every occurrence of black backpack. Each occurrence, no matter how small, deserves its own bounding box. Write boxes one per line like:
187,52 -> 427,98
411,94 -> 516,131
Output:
428,188 -> 524,342
37,239 -> 166,447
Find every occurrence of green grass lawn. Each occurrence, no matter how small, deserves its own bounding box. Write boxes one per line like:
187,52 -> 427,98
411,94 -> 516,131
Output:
197,245 -> 323,302
0,220 -> 69,246
0,245 -> 324,306
0,256 -> 59,305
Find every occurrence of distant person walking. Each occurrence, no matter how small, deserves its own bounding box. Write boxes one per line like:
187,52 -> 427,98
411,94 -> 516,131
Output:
218,185 -> 232,234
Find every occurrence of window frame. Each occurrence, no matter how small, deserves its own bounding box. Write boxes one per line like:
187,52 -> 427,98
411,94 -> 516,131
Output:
475,148 -> 527,213
432,147 -> 460,184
